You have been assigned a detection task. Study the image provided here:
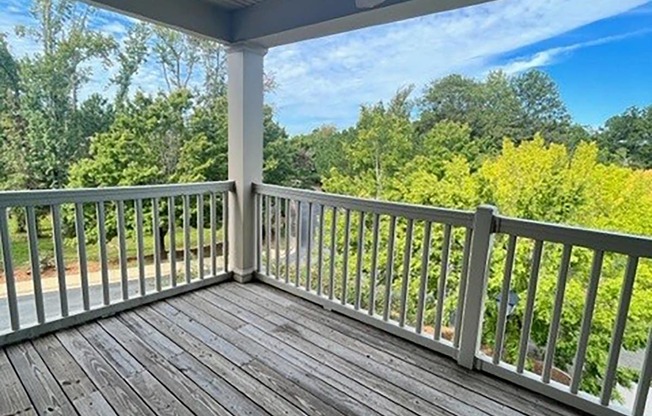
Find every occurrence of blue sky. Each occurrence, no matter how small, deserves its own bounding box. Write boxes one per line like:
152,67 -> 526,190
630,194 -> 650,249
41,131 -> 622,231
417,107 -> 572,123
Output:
1,0 -> 651,135
264,0 -> 652,134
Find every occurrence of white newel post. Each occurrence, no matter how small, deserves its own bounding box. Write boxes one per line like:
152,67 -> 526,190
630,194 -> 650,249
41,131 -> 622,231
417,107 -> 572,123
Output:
457,205 -> 498,369
227,44 -> 267,283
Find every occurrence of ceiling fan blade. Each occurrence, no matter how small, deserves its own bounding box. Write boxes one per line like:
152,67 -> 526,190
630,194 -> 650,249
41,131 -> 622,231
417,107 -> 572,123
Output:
355,0 -> 387,9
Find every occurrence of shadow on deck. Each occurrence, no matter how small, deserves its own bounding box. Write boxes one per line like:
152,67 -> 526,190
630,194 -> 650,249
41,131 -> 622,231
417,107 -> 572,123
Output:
0,282 -> 587,416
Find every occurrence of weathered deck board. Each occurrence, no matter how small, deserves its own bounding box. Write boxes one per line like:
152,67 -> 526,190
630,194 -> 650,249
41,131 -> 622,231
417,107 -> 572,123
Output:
175,294 -> 417,416
32,335 -> 116,416
78,323 -> 195,416
200,288 -> 455,416
131,307 -> 310,416
142,302 -> 343,416
216,284 -> 523,416
117,311 -> 270,416
5,342 -> 77,416
1,282 -> 587,416
55,328 -> 156,416
161,297 -> 379,416
0,349 -> 35,416
239,283 -> 584,416
97,318 -> 232,416
207,286 -> 461,416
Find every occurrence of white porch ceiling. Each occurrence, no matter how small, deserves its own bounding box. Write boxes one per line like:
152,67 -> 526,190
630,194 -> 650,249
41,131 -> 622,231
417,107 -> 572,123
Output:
86,0 -> 495,48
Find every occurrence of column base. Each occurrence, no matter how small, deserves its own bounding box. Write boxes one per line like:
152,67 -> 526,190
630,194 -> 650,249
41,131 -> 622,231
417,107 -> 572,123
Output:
233,271 -> 255,283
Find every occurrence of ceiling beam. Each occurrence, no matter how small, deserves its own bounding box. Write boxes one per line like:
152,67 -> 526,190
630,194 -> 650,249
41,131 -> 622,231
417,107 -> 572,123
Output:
231,0 -> 494,47
85,0 -> 232,43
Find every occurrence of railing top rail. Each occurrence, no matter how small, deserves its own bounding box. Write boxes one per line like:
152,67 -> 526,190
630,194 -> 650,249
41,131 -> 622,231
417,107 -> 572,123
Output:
254,183 -> 475,227
497,215 -> 652,258
0,181 -> 235,208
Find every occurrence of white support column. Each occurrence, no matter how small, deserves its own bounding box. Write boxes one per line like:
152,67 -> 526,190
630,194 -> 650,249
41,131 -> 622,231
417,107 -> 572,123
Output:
458,205 -> 498,369
227,44 -> 267,283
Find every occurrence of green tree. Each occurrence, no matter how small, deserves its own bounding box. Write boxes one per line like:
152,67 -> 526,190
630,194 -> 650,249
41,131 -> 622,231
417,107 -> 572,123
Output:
325,87 -> 415,199
197,39 -> 227,101
479,136 -> 586,223
0,35 -> 21,187
418,71 -> 524,152
311,126 -> 355,180
68,88 -> 289,249
417,74 -> 482,135
67,91 -> 191,246
285,125 -> 355,186
418,70 -> 572,152
5,0 -> 115,192
474,71 -> 522,150
150,26 -> 231,101
0,34 -> 19,106
113,23 -> 151,107
598,106 -> 652,168
510,69 -> 571,143
174,96 -> 228,184
264,135 -> 319,188
262,106 -> 312,186
152,26 -> 202,92
478,138 -> 652,398
16,0 -> 115,108
417,120 -> 480,176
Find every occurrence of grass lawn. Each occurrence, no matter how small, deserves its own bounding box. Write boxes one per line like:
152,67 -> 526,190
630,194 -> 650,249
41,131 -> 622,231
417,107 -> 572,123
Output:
2,214 -> 224,273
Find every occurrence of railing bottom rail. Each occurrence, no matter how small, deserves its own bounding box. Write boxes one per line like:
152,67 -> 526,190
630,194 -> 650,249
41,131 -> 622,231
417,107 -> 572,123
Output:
256,273 -> 458,359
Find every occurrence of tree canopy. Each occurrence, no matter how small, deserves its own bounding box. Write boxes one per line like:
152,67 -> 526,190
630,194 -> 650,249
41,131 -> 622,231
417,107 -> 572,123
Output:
598,106 -> 652,169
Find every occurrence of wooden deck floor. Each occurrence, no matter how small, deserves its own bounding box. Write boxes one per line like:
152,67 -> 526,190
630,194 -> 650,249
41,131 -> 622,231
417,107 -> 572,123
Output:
0,282 -> 587,416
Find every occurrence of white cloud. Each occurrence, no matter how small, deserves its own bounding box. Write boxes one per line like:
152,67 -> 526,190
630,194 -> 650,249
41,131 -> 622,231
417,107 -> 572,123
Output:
100,21 -> 128,36
499,29 -> 652,75
0,1 -> 38,57
265,0 -> 650,134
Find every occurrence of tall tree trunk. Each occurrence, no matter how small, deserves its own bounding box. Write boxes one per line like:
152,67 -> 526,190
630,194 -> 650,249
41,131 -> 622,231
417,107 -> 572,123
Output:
159,225 -> 168,259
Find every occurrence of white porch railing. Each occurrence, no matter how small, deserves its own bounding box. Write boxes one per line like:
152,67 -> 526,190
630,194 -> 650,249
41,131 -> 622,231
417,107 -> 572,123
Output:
0,181 -> 233,346
254,183 -> 474,359
2,180 -> 651,416
480,215 -> 652,416
254,183 -> 652,416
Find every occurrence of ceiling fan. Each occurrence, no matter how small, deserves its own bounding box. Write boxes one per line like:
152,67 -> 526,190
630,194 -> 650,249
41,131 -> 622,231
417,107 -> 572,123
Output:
355,0 -> 387,9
